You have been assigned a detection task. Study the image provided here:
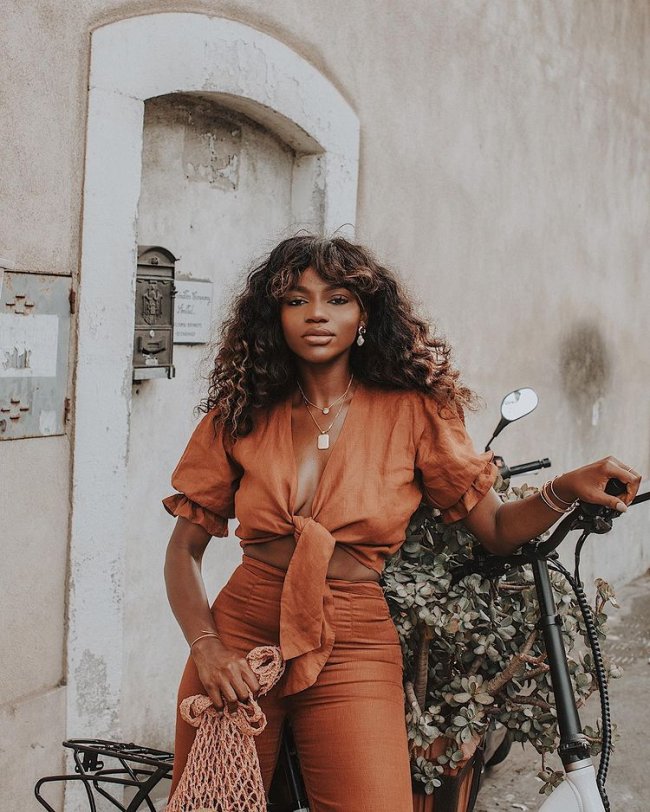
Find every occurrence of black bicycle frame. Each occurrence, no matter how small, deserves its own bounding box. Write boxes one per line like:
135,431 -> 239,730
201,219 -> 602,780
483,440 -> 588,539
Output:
531,555 -> 591,767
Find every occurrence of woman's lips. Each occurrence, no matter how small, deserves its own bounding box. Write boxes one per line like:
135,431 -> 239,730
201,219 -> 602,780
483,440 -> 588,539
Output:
302,334 -> 334,345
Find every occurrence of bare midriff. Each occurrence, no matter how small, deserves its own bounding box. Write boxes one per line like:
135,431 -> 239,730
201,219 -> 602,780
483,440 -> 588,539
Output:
242,535 -> 381,582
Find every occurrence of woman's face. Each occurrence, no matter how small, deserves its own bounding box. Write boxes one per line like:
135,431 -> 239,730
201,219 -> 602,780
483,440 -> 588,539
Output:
279,266 -> 365,365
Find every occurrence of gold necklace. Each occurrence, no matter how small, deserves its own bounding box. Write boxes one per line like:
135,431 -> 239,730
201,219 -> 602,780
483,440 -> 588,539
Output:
296,374 -> 354,414
301,398 -> 347,450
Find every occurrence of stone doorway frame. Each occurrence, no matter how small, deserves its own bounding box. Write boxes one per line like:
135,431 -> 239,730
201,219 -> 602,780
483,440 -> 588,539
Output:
69,11 -> 359,748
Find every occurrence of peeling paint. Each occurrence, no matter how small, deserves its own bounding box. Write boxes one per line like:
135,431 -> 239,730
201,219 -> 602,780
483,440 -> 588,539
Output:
74,649 -> 113,721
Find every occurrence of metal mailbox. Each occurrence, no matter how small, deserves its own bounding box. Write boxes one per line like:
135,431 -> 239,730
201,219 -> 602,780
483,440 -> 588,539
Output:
133,246 -> 177,381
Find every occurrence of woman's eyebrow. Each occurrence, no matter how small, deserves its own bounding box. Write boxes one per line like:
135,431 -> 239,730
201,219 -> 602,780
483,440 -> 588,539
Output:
287,283 -> 350,293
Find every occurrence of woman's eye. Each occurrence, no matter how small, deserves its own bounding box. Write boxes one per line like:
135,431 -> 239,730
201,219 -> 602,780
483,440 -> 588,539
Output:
284,296 -> 348,306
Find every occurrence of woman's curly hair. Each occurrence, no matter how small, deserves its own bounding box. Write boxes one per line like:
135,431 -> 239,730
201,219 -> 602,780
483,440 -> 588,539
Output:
200,234 -> 480,437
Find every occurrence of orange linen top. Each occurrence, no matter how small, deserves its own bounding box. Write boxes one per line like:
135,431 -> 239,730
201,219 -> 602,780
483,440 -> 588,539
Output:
162,381 -> 497,698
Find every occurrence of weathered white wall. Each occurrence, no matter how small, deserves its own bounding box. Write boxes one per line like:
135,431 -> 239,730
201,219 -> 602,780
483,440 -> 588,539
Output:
63,13 -> 358,811
123,94 -> 296,750
1,2 -> 648,809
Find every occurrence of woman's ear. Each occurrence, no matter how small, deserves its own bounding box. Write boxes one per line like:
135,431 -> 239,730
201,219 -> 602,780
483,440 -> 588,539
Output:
359,307 -> 368,328
351,291 -> 366,322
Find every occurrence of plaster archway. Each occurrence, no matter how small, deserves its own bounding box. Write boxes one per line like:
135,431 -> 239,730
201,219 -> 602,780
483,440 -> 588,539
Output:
68,11 -> 359,754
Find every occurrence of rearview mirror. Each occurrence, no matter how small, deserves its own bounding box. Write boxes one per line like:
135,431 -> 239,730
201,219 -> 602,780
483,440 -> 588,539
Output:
484,387 -> 539,451
501,388 -> 539,423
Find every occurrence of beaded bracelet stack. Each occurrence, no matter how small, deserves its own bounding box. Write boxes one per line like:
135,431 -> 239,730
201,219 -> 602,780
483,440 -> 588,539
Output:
190,629 -> 222,649
539,475 -> 579,514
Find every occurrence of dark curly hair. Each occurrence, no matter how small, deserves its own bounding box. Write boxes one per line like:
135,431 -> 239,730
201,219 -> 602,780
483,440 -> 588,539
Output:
200,234 -> 480,437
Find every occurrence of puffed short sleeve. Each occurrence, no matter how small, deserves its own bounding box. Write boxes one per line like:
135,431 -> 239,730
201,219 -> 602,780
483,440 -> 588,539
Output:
162,410 -> 243,537
414,392 -> 498,524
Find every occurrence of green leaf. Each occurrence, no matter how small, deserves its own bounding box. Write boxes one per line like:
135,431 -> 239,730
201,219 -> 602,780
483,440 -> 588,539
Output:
474,693 -> 494,705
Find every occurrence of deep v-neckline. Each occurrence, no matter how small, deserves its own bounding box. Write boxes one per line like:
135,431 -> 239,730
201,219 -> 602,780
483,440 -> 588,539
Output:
286,380 -> 364,518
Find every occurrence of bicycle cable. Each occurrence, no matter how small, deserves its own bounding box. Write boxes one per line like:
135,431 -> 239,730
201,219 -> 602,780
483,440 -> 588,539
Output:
548,529 -> 612,812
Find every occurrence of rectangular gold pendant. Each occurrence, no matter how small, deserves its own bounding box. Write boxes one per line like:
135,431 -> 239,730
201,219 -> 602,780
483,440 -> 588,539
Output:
317,433 -> 330,450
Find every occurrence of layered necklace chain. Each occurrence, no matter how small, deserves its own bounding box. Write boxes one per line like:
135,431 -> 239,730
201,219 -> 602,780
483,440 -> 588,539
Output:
297,374 -> 354,450
297,374 -> 354,414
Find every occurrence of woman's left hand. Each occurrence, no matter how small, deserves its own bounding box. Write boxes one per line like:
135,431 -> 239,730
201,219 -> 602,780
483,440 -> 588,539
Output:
554,456 -> 643,512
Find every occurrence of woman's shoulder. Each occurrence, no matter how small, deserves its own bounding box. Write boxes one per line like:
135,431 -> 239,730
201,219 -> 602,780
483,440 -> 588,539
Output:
360,380 -> 416,405
361,381 -> 447,409
361,383 -> 464,433
360,382 -> 434,426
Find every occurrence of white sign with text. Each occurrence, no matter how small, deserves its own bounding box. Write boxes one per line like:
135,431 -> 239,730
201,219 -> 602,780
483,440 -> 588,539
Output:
173,279 -> 213,344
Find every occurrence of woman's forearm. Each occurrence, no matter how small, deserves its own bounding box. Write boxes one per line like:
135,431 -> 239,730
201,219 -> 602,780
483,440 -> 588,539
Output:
492,489 -> 571,554
490,466 -> 634,556
164,523 -> 220,648
163,518 -> 262,708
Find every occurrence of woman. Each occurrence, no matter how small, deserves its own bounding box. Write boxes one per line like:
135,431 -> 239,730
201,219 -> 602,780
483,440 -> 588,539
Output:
162,235 -> 640,811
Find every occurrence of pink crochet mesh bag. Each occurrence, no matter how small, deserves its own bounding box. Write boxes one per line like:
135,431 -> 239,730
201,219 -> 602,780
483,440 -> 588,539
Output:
165,645 -> 285,812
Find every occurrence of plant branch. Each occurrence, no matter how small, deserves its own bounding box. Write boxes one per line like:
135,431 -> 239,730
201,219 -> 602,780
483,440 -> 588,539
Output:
414,624 -> 434,708
523,664 -> 550,681
505,693 -> 553,711
485,629 -> 539,694
405,680 -> 422,721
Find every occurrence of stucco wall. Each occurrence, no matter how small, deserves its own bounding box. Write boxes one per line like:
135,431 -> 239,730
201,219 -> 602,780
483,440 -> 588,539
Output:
122,93 -> 296,749
1,2 -> 648,809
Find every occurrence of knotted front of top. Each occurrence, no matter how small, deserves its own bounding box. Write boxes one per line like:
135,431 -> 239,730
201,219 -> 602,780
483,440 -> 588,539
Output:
277,515 -> 338,698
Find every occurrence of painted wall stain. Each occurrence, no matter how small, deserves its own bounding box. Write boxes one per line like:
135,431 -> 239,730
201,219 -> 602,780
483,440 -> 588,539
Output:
559,319 -> 612,417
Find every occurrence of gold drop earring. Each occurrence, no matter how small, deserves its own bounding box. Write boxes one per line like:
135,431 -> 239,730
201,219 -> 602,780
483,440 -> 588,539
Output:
356,324 -> 366,346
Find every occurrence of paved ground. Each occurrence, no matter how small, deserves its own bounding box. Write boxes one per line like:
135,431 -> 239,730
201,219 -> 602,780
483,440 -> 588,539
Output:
475,570 -> 650,811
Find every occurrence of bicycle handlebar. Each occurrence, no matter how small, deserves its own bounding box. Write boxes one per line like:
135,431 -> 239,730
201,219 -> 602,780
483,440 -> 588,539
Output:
531,477 -> 648,557
504,458 -> 552,477
452,479 -> 648,583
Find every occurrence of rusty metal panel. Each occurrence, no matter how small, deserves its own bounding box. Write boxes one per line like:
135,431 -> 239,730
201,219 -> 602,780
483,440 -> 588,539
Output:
0,270 -> 71,439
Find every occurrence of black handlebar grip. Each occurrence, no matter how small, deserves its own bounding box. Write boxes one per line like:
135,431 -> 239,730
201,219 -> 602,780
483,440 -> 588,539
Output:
605,477 -> 627,497
581,477 -> 628,518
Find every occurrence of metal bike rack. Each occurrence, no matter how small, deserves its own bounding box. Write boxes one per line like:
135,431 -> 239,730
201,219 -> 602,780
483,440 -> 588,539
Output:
35,731 -> 307,812
34,738 -> 174,811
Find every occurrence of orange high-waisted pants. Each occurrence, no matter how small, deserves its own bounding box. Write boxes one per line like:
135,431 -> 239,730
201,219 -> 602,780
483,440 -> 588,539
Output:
168,555 -> 414,811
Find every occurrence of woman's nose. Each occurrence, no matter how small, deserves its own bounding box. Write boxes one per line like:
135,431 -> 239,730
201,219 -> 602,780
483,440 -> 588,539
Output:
304,303 -> 328,321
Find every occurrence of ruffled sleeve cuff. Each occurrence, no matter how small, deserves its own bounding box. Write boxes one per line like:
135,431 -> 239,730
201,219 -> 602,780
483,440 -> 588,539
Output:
437,455 -> 499,524
162,493 -> 230,538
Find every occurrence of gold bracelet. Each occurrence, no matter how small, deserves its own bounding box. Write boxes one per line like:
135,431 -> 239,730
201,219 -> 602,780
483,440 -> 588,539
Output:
189,631 -> 221,649
548,475 -> 577,508
539,486 -> 566,514
539,480 -> 576,514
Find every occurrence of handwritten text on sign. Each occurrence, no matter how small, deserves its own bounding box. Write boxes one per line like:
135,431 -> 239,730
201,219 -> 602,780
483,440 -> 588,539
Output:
174,279 -> 213,344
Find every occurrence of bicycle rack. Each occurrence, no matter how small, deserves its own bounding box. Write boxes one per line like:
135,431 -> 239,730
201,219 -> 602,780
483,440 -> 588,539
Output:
35,730 -> 306,812
34,738 -> 174,812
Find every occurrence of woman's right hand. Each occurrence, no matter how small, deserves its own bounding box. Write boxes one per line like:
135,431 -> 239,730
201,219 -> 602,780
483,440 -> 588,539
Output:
191,637 -> 261,713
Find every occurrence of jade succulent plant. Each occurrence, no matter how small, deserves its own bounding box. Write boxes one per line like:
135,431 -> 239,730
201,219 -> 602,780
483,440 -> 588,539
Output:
381,475 -> 621,795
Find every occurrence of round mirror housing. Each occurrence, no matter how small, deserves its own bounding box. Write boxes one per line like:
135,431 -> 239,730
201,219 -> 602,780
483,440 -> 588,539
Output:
501,388 -> 539,423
